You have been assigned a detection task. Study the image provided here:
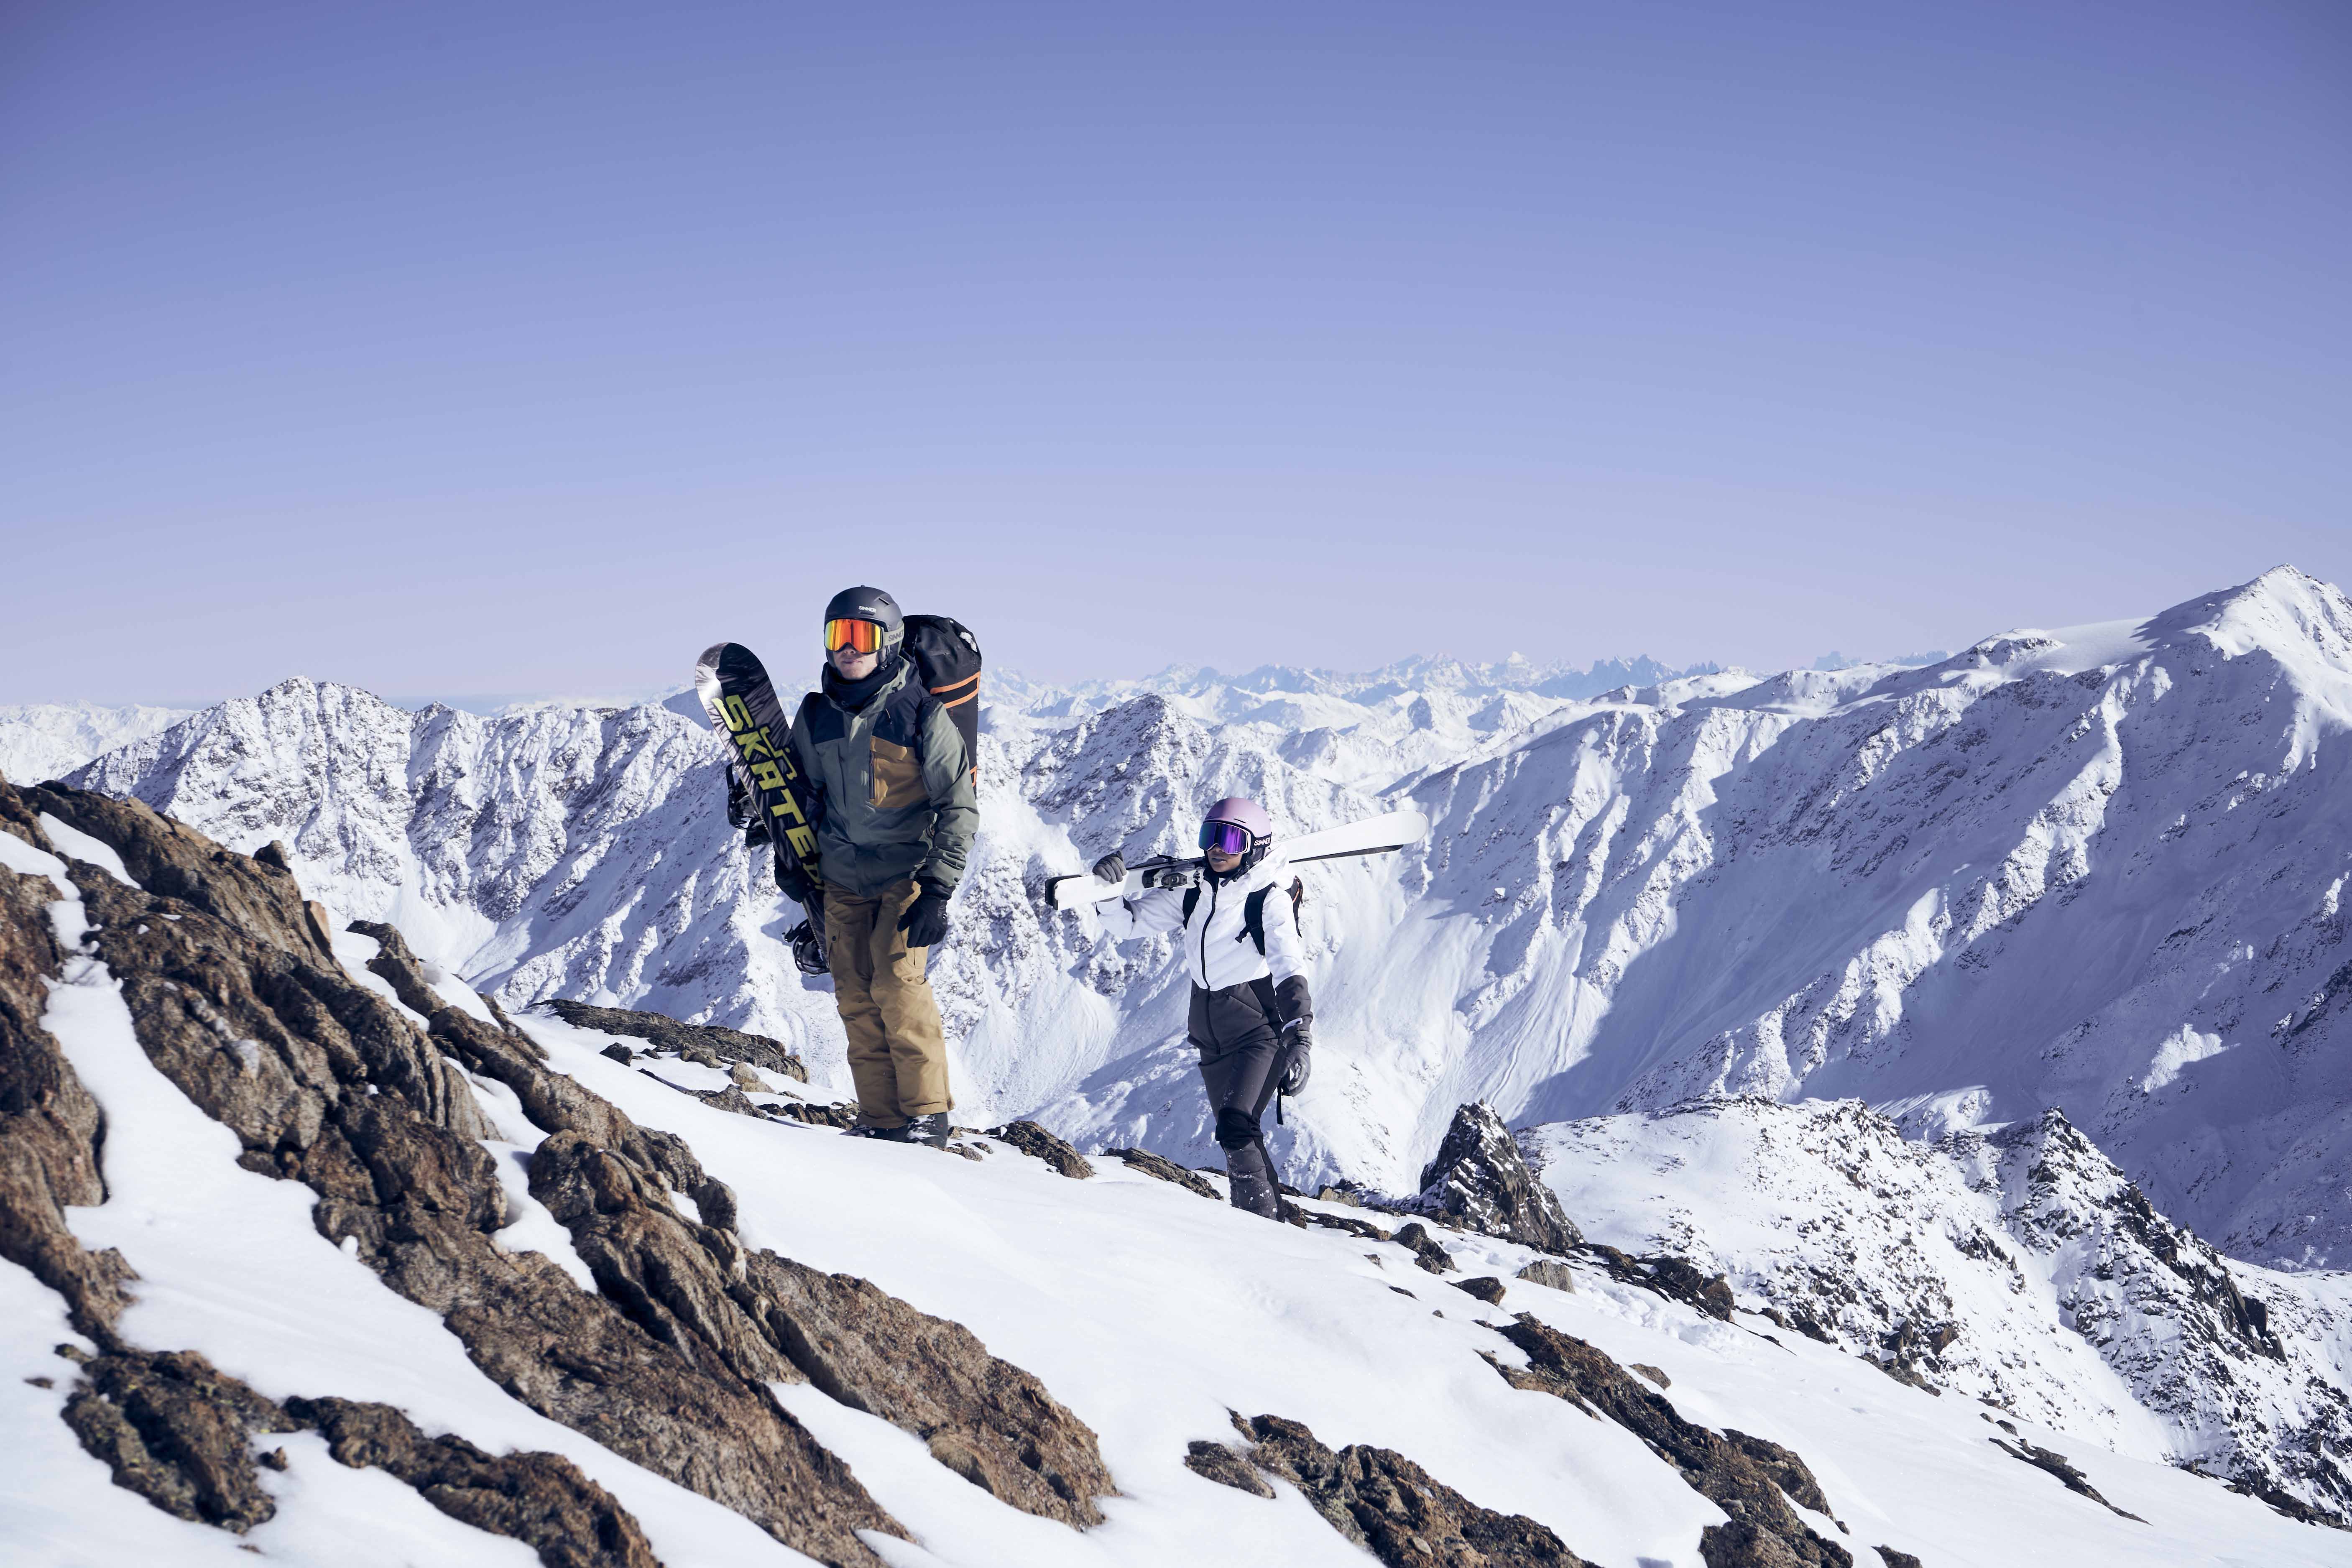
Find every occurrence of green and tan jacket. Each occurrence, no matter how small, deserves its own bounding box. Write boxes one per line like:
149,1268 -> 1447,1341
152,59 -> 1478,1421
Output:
788,657 -> 977,898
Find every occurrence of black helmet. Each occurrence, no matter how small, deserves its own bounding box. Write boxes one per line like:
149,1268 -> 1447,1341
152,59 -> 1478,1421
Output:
823,586 -> 904,656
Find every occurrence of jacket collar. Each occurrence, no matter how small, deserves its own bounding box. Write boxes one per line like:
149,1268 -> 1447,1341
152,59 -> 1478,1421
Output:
821,650 -> 909,713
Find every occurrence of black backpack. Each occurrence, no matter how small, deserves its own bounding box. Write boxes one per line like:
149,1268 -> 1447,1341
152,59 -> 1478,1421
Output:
1181,876 -> 1306,954
903,613 -> 983,784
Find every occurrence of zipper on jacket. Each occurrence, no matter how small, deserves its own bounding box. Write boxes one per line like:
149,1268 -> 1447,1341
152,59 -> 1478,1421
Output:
1198,879 -> 1220,1046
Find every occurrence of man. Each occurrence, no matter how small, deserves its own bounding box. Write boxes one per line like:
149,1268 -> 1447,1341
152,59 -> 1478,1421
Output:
789,586 -> 978,1146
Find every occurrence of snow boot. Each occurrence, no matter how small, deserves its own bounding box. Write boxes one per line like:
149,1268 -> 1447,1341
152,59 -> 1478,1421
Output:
1222,1138 -> 1284,1220
903,1111 -> 953,1149
845,1120 -> 910,1142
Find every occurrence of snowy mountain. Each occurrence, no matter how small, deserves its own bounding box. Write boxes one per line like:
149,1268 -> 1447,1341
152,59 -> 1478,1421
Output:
46,569 -> 2352,1282
0,701 -> 192,787
1532,1098 -> 2352,1522
3,785 -> 2339,1565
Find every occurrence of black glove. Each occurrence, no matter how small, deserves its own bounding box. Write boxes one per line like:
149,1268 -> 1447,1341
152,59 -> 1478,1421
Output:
1091,851 -> 1126,884
897,882 -> 953,948
774,857 -> 815,908
1279,1021 -> 1313,1096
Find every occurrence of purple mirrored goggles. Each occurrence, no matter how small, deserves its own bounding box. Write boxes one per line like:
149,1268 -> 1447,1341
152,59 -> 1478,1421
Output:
1199,820 -> 1255,856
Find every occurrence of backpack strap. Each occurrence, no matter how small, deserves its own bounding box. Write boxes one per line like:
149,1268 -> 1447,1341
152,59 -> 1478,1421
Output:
1239,886 -> 1271,954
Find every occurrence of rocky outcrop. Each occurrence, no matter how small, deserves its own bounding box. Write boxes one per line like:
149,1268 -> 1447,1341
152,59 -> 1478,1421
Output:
1952,1109 -> 2348,1520
1391,1221 -> 1456,1274
50,1341 -> 661,1566
1221,1411 -> 1591,1566
1491,1313 -> 1851,1568
988,1119 -> 1096,1179
285,1395 -> 662,1568
540,998 -> 807,1081
1989,1437 -> 2144,1523
1408,1103 -> 1581,1254
12,783 -> 1129,1559
742,1255 -> 1117,1527
25,781 -> 901,1565
0,793 -> 672,1566
1183,1438 -> 1274,1496
58,1346 -> 296,1532
0,802 -> 135,1343
1514,1260 -> 1576,1293
1106,1146 -> 1221,1200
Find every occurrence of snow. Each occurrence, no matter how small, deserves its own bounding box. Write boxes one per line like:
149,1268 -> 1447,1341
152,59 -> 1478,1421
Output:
56,571 -> 2352,1271
3,822 -> 2341,1563
19,853 -> 831,1567
0,700 -> 191,789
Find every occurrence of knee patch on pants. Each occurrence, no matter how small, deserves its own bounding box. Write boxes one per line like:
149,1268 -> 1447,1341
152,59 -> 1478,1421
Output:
1215,1107 -> 1260,1150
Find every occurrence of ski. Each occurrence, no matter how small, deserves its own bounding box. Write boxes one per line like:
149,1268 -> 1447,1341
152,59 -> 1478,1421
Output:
694,641 -> 822,901
1044,807 -> 1430,909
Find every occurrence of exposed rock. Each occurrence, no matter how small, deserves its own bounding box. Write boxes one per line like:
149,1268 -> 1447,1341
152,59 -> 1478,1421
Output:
696,1083 -> 768,1119
1106,1146 -> 1221,1200
1722,1429 -> 1834,1516
59,1348 -> 296,1532
1874,1550 -> 1923,1568
26,783 -> 903,1568
987,1120 -> 1096,1179
1391,1221 -> 1456,1275
1233,1411 -> 1590,1566
770,1101 -> 861,1129
741,1254 -> 1116,1525
285,1395 -> 661,1568
1409,1103 -> 1581,1254
1491,1313 -> 1852,1568
539,999 -> 806,1081
1631,1364 -> 1671,1390
1305,1210 -> 1392,1241
1453,1277 -> 1507,1306
1574,1243 -> 1735,1321
51,1335 -> 664,1567
1514,1260 -> 1576,1294
0,814 -> 137,1346
1185,1439 -> 1275,1497
1702,1519 -> 1811,1567
600,1043 -> 635,1064
1989,1438 -> 2145,1522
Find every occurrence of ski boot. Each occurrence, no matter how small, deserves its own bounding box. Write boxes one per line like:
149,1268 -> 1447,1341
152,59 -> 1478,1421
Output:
902,1111 -> 953,1149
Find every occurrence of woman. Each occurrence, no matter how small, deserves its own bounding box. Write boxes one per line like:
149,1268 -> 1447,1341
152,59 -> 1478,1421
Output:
1086,796 -> 1312,1219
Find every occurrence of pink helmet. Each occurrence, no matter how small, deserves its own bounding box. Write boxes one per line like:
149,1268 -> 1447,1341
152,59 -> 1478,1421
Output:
1200,796 -> 1274,877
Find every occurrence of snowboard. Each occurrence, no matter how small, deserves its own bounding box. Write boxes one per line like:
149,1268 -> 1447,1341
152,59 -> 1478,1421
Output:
694,641 -> 821,897
1044,807 -> 1431,909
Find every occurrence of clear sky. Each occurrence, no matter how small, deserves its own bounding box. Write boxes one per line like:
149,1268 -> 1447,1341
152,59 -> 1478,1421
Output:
3,1 -> 2346,705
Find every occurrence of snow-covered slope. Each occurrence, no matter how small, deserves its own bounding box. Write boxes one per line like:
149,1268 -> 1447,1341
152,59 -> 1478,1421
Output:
51,569 -> 2352,1283
0,701 -> 191,786
1354,567 -> 2352,1276
2,789 -> 2336,1566
1531,1098 -> 2352,1520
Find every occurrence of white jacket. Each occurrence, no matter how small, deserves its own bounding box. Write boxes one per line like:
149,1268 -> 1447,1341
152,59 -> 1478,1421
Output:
1093,857 -> 1308,993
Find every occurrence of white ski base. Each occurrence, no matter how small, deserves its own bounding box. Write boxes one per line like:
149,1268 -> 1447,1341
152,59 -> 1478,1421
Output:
1044,808 -> 1431,908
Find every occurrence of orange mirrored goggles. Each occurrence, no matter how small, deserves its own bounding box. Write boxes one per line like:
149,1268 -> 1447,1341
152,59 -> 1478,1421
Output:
824,618 -> 886,654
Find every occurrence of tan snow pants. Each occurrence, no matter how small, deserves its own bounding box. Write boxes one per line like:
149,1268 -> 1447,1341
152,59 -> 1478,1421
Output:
823,879 -> 952,1126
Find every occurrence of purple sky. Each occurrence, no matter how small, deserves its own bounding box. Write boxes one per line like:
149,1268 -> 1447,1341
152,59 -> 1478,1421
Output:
4,2 -> 2347,704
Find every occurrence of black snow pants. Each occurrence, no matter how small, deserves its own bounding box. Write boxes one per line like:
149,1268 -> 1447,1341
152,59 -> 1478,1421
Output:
1189,981 -> 1293,1220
